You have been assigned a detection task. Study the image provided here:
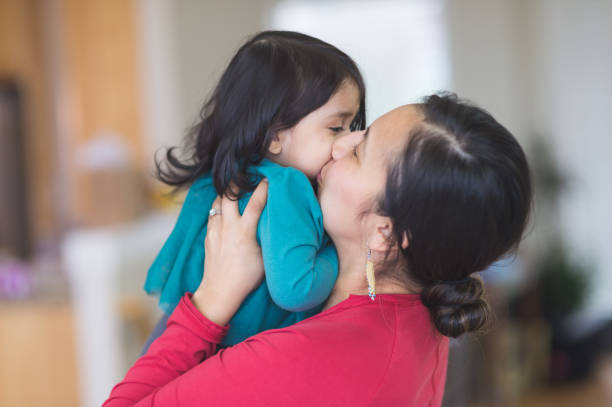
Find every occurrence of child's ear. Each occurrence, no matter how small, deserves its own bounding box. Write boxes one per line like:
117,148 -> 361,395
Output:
268,129 -> 289,155
268,138 -> 282,155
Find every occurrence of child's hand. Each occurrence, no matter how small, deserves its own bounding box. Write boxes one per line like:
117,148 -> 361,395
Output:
191,179 -> 268,326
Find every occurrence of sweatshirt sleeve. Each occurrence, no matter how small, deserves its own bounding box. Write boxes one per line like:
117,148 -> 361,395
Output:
102,294 -> 228,406
102,293 -> 339,407
257,166 -> 339,312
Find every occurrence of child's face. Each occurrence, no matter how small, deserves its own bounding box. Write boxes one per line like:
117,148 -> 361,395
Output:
270,80 -> 361,180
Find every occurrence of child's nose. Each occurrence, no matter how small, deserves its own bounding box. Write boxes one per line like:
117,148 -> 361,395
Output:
331,130 -> 365,160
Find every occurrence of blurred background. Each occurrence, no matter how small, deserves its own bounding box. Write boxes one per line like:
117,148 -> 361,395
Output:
0,0 -> 610,406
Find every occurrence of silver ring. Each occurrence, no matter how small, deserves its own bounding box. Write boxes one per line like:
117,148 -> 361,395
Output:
209,208 -> 222,217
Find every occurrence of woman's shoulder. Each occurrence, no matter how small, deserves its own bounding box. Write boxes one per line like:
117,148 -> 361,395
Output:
214,294 -> 446,405
254,294 -> 434,351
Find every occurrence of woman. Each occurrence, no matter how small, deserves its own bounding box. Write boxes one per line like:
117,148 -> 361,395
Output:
104,94 -> 532,406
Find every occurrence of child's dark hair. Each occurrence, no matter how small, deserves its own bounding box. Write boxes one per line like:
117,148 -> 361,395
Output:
379,93 -> 532,338
156,31 -> 366,197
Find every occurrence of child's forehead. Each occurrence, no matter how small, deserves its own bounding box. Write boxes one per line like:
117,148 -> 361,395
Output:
315,82 -> 361,118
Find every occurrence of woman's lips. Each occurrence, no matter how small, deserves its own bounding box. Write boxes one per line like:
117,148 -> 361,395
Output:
318,161 -> 331,184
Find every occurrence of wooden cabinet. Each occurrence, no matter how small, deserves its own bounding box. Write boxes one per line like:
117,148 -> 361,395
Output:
0,302 -> 79,407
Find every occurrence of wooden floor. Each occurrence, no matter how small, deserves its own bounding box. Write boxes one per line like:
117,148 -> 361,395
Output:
517,356 -> 612,407
466,355 -> 612,407
517,382 -> 607,407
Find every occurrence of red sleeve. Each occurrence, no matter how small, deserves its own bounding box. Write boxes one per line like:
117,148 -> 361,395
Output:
103,294 -> 405,406
102,293 -> 229,406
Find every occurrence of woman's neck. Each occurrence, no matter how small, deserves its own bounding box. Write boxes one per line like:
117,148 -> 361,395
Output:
322,240 -> 418,311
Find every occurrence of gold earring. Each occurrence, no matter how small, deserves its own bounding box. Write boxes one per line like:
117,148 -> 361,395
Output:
366,249 -> 376,301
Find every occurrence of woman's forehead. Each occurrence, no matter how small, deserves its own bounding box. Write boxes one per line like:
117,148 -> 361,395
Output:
369,105 -> 422,156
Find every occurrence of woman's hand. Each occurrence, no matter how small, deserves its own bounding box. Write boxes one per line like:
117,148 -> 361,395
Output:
191,179 -> 268,326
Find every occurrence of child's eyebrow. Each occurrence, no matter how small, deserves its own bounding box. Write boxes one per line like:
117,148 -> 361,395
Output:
327,111 -> 356,120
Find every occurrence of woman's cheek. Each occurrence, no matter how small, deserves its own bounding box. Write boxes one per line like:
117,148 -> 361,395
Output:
321,170 -> 359,236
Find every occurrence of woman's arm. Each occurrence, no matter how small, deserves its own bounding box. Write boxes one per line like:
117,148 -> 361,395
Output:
103,294 -> 228,406
103,180 -> 269,406
103,292 -> 345,407
192,180 -> 268,327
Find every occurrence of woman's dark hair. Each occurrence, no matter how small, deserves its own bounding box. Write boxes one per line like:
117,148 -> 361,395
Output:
156,31 -> 366,197
379,93 -> 532,338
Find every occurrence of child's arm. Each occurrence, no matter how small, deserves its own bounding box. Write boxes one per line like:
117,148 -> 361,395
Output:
257,167 -> 338,312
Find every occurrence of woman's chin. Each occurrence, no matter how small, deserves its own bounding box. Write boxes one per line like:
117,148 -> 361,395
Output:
316,176 -> 327,198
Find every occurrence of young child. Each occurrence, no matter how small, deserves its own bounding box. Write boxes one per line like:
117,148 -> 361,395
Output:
143,31 -> 366,348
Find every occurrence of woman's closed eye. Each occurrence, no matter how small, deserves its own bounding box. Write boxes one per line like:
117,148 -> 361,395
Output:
329,126 -> 345,134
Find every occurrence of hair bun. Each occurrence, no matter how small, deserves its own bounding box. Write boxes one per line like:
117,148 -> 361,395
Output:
420,276 -> 491,338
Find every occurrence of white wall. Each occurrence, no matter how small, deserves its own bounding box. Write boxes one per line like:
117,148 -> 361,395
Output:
140,0 -> 451,145
445,0 -> 529,141
137,0 -> 182,171
447,0 -> 612,327
173,0 -> 278,132
525,0 -> 612,324
269,0 -> 451,122
137,0 -> 277,159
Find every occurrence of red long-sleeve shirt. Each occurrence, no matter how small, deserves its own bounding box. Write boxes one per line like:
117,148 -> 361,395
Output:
104,293 -> 449,406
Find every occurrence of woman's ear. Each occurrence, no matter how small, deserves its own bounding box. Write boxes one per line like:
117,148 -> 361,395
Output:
366,215 -> 393,252
400,231 -> 410,249
366,215 -> 410,252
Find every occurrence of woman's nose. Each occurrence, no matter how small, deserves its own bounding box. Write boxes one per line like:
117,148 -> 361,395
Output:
331,130 -> 365,160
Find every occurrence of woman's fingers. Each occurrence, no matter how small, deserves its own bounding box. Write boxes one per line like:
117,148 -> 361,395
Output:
209,195 -> 222,222
205,196 -> 222,251
242,179 -> 268,232
221,182 -> 241,219
194,180 -> 267,324
210,195 -> 222,212
208,195 -> 223,224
